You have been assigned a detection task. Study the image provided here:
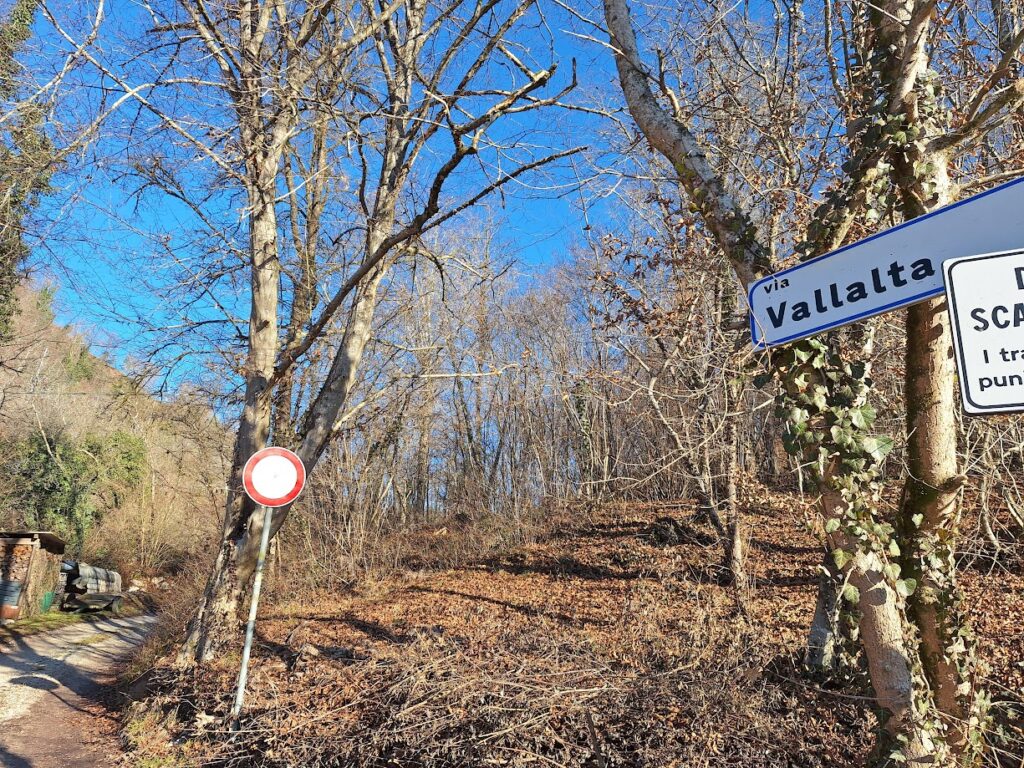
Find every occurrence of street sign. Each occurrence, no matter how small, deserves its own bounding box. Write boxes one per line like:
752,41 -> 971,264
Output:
242,447 -> 306,507
232,445 -> 307,723
749,176 -> 1024,349
943,249 -> 1024,415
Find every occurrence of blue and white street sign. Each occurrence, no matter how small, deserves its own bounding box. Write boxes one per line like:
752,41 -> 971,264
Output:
749,176 -> 1024,349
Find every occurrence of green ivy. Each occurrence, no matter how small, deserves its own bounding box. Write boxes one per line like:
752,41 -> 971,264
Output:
0,0 -> 52,342
765,334 -> 947,762
4,430 -> 146,552
63,345 -> 97,382
767,51 -> 989,762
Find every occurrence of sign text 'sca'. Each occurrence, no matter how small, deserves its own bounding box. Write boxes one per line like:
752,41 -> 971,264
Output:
944,249 -> 1024,415
748,176 -> 1024,349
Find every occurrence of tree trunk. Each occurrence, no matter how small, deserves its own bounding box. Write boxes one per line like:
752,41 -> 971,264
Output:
806,549 -> 842,672
820,490 -> 944,766
895,141 -> 981,760
901,295 -> 976,756
179,161 -> 282,663
180,264 -> 388,666
727,508 -> 747,604
849,548 -> 939,766
978,430 -> 1000,553
721,411 -> 747,606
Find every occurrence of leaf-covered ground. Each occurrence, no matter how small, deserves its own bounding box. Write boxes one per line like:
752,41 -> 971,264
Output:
129,493 -> 1024,767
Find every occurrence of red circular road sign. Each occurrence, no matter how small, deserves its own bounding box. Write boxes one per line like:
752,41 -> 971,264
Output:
242,447 -> 306,508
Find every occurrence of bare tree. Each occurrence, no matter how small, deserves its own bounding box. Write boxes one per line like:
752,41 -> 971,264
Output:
601,0 -> 1024,761
39,0 -> 580,661
36,0 -> 579,658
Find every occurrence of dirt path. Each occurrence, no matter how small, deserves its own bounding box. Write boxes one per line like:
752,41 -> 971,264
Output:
0,614 -> 157,768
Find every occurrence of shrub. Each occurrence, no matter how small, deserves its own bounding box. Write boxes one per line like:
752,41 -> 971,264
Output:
3,429 -> 146,552
63,344 -> 96,382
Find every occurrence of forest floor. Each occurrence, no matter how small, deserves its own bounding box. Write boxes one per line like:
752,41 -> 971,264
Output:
129,491 -> 1024,767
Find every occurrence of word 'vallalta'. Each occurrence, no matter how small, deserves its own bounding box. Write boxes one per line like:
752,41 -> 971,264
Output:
760,258 -> 936,328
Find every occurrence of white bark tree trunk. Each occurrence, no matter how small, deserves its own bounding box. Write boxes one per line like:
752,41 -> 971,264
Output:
818,490 -> 942,765
895,150 -> 979,760
599,0 -> 960,760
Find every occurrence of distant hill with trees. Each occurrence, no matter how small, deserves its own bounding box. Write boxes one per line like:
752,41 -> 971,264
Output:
0,285 -> 225,579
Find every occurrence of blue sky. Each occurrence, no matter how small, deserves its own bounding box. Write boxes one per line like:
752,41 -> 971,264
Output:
16,0 -> 628,396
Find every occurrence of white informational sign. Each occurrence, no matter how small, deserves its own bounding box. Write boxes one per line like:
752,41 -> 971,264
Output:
748,176 -> 1024,349
943,249 -> 1024,415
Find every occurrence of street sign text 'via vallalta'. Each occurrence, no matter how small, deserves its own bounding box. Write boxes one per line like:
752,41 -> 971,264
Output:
748,176 -> 1024,349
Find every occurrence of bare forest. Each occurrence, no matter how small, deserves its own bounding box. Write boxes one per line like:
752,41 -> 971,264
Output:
1,0 -> 1023,765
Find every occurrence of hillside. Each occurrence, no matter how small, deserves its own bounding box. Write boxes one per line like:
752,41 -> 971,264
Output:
127,494 -> 1024,767
0,286 -> 226,577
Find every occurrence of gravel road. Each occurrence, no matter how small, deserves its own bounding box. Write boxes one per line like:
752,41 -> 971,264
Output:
0,613 -> 157,767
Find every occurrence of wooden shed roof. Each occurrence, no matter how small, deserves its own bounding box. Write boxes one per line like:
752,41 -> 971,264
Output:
0,531 -> 66,555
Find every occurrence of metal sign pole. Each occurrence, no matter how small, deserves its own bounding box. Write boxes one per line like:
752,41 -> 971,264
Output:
229,446 -> 306,724
229,504 -> 274,722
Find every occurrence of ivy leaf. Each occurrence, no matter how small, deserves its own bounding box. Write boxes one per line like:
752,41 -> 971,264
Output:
842,584 -> 860,604
849,405 -> 877,430
920,729 -> 935,753
885,562 -> 901,581
810,387 -> 828,411
896,578 -> 917,597
860,435 -> 895,462
825,518 -> 840,534
832,548 -> 850,570
842,457 -> 866,473
888,540 -> 900,557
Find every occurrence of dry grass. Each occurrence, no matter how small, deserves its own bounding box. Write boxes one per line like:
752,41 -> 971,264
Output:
124,494 -> 1024,767
122,554 -> 213,686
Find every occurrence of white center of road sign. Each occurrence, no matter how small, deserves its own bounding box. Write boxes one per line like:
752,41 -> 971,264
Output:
749,176 -> 1024,348
250,454 -> 299,499
242,447 -> 306,507
943,248 -> 1024,415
